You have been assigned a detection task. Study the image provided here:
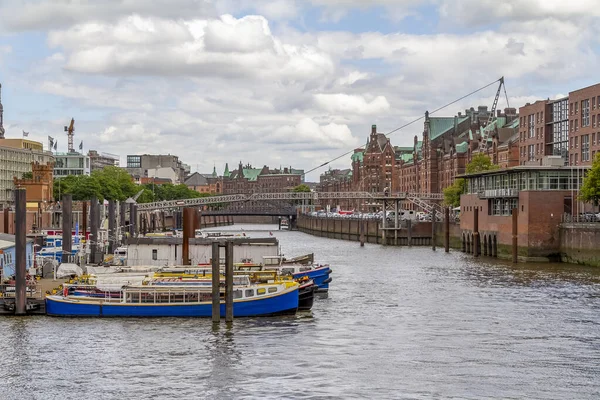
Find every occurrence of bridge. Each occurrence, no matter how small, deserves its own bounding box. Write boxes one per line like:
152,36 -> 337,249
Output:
136,191 -> 444,212
201,207 -> 298,217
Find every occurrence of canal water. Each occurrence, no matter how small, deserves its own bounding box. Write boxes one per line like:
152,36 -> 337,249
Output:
1,224 -> 599,399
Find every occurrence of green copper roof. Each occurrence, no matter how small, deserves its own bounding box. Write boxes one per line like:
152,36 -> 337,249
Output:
351,151 -> 364,163
212,165 -> 217,178
456,141 -> 469,154
395,146 -> 413,152
243,168 -> 262,181
429,116 -> 470,141
223,163 -> 230,178
401,153 -> 414,163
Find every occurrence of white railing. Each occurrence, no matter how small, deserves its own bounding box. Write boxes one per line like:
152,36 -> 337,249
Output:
136,191 -> 445,210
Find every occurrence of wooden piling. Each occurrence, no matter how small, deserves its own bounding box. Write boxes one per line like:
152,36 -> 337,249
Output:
82,201 -> 88,248
360,220 -> 365,247
431,209 -> 437,251
407,219 -> 412,246
14,188 -> 27,315
211,241 -> 220,323
225,240 -> 234,323
444,206 -> 450,253
2,207 -> 8,233
512,208 -> 518,263
473,207 -> 479,258
108,200 -> 116,255
62,194 -> 73,263
90,197 -> 98,264
182,207 -> 194,265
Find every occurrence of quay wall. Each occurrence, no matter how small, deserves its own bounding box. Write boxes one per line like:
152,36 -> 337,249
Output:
297,215 -> 436,246
559,223 -> 600,267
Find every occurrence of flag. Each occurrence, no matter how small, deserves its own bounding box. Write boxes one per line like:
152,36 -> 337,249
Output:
269,232 -> 273,236
79,140 -> 83,150
22,130 -> 29,137
54,141 -> 57,150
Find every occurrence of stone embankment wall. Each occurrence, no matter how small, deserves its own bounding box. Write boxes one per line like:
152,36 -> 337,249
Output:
560,223 -> 600,267
297,215 -> 453,246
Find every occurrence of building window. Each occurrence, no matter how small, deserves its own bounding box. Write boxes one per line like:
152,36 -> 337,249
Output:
575,136 -> 579,148
127,155 -> 142,168
594,115 -> 597,128
582,134 -> 590,162
593,132 -> 596,146
528,144 -> 535,161
570,103 -> 573,115
152,249 -> 158,260
575,102 -> 579,114
582,99 -> 590,127
593,96 -> 596,110
528,114 -> 534,138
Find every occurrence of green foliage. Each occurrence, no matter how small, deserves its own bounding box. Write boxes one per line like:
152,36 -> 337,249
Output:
466,153 -> 499,174
53,168 -> 209,203
292,184 -> 311,192
580,153 -> 600,206
443,178 -> 466,207
21,171 -> 33,179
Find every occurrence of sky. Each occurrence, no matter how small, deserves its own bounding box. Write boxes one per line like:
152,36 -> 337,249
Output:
0,0 -> 599,182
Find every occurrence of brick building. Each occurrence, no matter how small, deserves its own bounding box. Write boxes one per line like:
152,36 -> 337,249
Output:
185,168 -> 222,195
460,165 -> 587,260
346,107 -> 519,210
12,161 -> 54,208
517,82 -> 600,167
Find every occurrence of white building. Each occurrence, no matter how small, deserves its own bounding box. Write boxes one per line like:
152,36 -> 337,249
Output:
125,237 -> 280,266
54,152 -> 91,177
147,166 -> 180,184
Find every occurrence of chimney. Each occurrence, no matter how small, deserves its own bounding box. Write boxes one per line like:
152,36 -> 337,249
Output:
371,124 -> 377,135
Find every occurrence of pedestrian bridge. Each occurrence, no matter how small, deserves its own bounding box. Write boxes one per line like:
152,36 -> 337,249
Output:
136,191 -> 444,211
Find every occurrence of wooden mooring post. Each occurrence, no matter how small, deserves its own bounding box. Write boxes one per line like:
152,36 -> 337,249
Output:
444,206 -> 450,253
431,209 -> 437,251
473,207 -> 479,258
14,188 -> 27,315
359,220 -> 365,247
211,241 -> 220,323
512,208 -> 518,263
225,240 -> 234,323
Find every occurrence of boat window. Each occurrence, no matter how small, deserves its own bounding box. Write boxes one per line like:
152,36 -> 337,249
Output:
281,268 -> 294,275
299,267 -> 311,272
233,290 -> 242,299
245,289 -> 254,297
152,249 -> 157,260
257,288 -> 266,295
268,287 -> 277,293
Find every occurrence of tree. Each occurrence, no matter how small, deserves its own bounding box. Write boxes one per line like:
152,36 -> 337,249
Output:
92,166 -> 137,201
443,178 -> 466,207
71,175 -> 103,201
21,171 -> 33,179
580,153 -> 600,209
443,154 -> 498,206
466,153 -> 499,174
293,184 -> 311,192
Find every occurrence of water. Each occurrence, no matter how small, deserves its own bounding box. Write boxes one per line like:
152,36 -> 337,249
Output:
2,224 -> 600,399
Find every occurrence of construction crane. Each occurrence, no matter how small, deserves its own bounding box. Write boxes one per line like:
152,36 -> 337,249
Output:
64,118 -> 75,153
479,77 -> 509,153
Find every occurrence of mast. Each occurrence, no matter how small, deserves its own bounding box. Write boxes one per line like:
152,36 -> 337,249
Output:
0,83 -> 5,139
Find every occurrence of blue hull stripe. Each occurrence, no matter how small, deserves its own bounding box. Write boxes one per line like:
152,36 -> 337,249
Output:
46,288 -> 298,317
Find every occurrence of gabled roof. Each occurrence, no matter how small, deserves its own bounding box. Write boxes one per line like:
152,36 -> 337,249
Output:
184,172 -> 208,186
231,168 -> 262,181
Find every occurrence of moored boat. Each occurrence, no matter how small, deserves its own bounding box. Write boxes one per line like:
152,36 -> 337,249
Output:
46,281 -> 299,317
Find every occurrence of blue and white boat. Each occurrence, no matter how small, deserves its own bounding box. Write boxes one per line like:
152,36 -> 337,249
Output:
262,256 -> 332,293
45,281 -> 299,317
37,245 -> 80,263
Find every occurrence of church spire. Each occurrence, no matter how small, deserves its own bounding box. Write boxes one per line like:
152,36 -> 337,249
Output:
223,163 -> 230,178
212,164 -> 217,178
0,83 -> 5,139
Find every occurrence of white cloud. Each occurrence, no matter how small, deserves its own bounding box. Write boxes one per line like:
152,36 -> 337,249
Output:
314,93 -> 390,114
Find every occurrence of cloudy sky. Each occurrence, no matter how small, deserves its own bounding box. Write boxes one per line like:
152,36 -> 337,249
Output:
0,0 -> 599,181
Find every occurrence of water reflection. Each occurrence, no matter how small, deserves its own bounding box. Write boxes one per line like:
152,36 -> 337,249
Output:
0,224 -> 598,399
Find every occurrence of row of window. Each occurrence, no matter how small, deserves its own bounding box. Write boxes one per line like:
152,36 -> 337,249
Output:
468,171 -> 585,193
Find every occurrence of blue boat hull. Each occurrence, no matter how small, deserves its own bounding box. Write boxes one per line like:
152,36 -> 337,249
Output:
46,288 -> 299,317
293,267 -> 332,292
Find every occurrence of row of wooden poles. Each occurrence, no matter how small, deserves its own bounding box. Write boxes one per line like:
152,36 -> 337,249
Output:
357,207 -> 452,253
181,207 -> 234,322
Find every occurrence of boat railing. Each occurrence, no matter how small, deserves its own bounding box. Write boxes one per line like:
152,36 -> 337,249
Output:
120,285 -> 222,304
0,283 -> 44,300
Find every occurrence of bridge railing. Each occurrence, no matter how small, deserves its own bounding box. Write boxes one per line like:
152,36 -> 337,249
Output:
136,191 -> 444,211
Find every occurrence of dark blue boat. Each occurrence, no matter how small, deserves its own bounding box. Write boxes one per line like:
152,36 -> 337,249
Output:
46,283 -> 299,317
